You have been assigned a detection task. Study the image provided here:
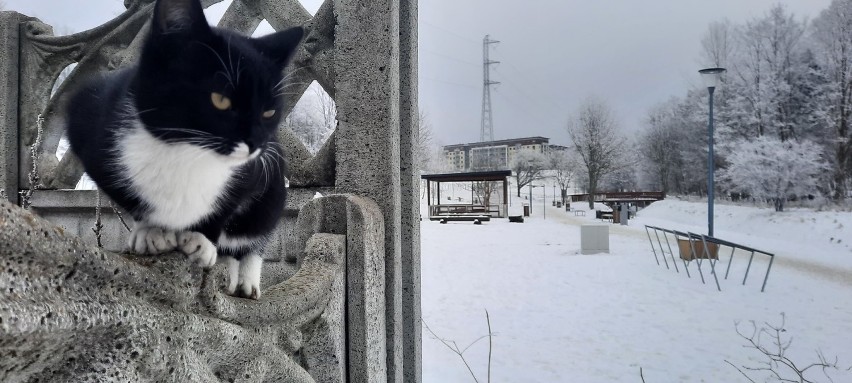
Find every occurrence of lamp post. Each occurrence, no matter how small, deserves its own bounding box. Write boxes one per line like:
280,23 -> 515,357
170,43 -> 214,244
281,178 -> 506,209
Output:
698,67 -> 726,237
529,184 -> 546,219
528,185 -> 533,215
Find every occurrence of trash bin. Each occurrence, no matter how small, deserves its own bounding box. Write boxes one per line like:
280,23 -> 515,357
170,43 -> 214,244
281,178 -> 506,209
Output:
523,204 -> 530,217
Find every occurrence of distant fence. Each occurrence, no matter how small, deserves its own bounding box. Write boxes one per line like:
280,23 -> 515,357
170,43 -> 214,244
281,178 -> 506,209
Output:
570,191 -> 666,207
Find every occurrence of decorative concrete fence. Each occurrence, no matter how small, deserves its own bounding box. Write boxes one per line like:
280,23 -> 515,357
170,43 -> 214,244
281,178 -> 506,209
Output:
0,0 -> 420,381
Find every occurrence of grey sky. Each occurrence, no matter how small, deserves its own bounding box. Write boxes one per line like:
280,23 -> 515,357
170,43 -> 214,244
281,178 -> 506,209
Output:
4,0 -> 834,147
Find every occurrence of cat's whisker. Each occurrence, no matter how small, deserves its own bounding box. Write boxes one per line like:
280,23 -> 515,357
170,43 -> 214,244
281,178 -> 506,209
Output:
273,80 -> 312,92
226,36 -> 242,87
157,127 -> 216,136
277,66 -> 308,84
264,146 -> 285,166
197,41 -> 236,89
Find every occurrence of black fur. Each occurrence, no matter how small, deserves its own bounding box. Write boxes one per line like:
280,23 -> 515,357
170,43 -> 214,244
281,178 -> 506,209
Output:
66,0 -> 302,263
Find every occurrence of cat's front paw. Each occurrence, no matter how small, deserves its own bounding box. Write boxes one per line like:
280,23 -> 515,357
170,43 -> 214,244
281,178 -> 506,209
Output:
177,232 -> 217,268
228,253 -> 262,300
128,226 -> 178,255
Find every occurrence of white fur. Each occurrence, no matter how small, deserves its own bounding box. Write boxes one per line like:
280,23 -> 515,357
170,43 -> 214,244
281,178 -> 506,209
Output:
178,232 -> 218,268
218,233 -> 264,252
128,224 -> 177,254
223,256 -> 240,294
238,253 -> 263,299
117,122 -> 249,230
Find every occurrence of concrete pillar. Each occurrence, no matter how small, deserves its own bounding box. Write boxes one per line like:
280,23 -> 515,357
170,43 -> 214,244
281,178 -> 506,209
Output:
333,0 -> 405,381
398,0 -> 421,381
0,12 -> 23,204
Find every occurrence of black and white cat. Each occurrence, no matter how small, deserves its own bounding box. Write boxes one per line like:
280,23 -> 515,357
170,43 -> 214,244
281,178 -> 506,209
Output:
65,0 -> 303,299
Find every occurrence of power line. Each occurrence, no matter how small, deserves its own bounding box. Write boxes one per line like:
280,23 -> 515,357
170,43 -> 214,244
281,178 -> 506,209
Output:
497,62 -> 567,117
494,91 -> 557,133
421,76 -> 479,90
421,48 -> 480,67
420,20 -> 480,45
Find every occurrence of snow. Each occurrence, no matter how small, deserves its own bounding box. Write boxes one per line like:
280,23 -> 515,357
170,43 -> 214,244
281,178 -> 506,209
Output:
421,197 -> 852,382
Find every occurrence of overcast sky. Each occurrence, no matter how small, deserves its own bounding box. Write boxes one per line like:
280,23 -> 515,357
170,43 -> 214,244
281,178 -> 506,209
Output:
4,0 -> 834,147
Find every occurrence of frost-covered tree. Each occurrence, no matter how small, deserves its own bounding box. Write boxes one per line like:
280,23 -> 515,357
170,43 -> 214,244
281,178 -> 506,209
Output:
640,101 -> 683,193
812,0 -> 852,200
567,97 -> 628,209
510,150 -> 547,197
701,20 -> 736,68
719,136 -> 829,211
415,110 -> 437,172
284,82 -> 336,155
547,150 -> 575,204
726,5 -> 806,140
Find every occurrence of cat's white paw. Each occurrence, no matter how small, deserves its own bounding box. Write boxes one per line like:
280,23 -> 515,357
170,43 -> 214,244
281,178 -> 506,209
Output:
236,253 -> 263,299
178,232 -> 217,268
223,256 -> 240,295
128,226 -> 177,255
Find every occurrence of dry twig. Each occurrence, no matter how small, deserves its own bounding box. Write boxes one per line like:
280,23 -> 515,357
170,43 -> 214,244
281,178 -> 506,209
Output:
725,313 -> 847,383
423,310 -> 495,383
91,189 -> 104,248
20,114 -> 45,209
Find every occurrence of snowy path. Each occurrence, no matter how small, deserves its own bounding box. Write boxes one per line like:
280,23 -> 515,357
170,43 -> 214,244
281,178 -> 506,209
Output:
421,201 -> 852,382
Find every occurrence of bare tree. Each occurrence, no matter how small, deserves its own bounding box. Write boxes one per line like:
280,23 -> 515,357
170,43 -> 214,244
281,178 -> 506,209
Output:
640,101 -> 682,193
547,150 -> 574,204
416,110 -> 436,171
284,82 -> 336,155
510,150 -> 547,197
566,97 -> 628,209
312,83 -> 336,148
701,19 -> 735,68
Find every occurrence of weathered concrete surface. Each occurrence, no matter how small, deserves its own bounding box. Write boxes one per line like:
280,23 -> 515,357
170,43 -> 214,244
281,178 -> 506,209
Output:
333,0 -> 404,380
0,200 -> 346,382
0,12 -> 27,205
27,188 -> 335,260
397,1 -> 422,381
287,194 -> 387,383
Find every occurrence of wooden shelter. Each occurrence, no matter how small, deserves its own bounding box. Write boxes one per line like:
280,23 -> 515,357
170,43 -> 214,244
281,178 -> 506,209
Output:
421,170 -> 512,219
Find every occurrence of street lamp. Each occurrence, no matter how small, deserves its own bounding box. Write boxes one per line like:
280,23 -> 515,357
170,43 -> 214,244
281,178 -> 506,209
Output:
699,67 -> 726,237
552,184 -> 556,204
530,184 -> 545,219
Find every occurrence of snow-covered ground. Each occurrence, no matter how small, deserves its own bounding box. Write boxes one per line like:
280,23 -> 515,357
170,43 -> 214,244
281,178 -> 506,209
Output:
421,197 -> 852,382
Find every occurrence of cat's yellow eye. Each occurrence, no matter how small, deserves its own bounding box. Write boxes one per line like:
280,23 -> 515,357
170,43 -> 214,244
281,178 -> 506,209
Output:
262,109 -> 276,119
211,92 -> 232,110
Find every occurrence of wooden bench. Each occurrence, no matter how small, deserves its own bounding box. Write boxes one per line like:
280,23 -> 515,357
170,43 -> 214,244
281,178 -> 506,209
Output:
573,210 -> 586,217
430,215 -> 491,224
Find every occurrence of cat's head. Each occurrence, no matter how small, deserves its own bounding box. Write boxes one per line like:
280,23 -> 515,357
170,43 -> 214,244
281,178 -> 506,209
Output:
133,0 -> 303,162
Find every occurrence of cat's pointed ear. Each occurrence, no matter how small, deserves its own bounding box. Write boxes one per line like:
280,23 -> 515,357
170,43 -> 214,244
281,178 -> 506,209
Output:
253,27 -> 305,66
152,0 -> 209,35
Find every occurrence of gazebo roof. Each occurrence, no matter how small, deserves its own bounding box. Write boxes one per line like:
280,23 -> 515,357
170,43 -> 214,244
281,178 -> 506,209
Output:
420,170 -> 512,183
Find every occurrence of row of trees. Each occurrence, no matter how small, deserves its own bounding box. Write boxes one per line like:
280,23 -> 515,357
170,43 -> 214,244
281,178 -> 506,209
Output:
288,2 -> 851,212
637,1 -> 852,210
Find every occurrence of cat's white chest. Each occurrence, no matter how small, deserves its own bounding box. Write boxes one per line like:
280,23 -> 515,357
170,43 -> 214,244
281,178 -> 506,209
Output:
118,125 -> 240,229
